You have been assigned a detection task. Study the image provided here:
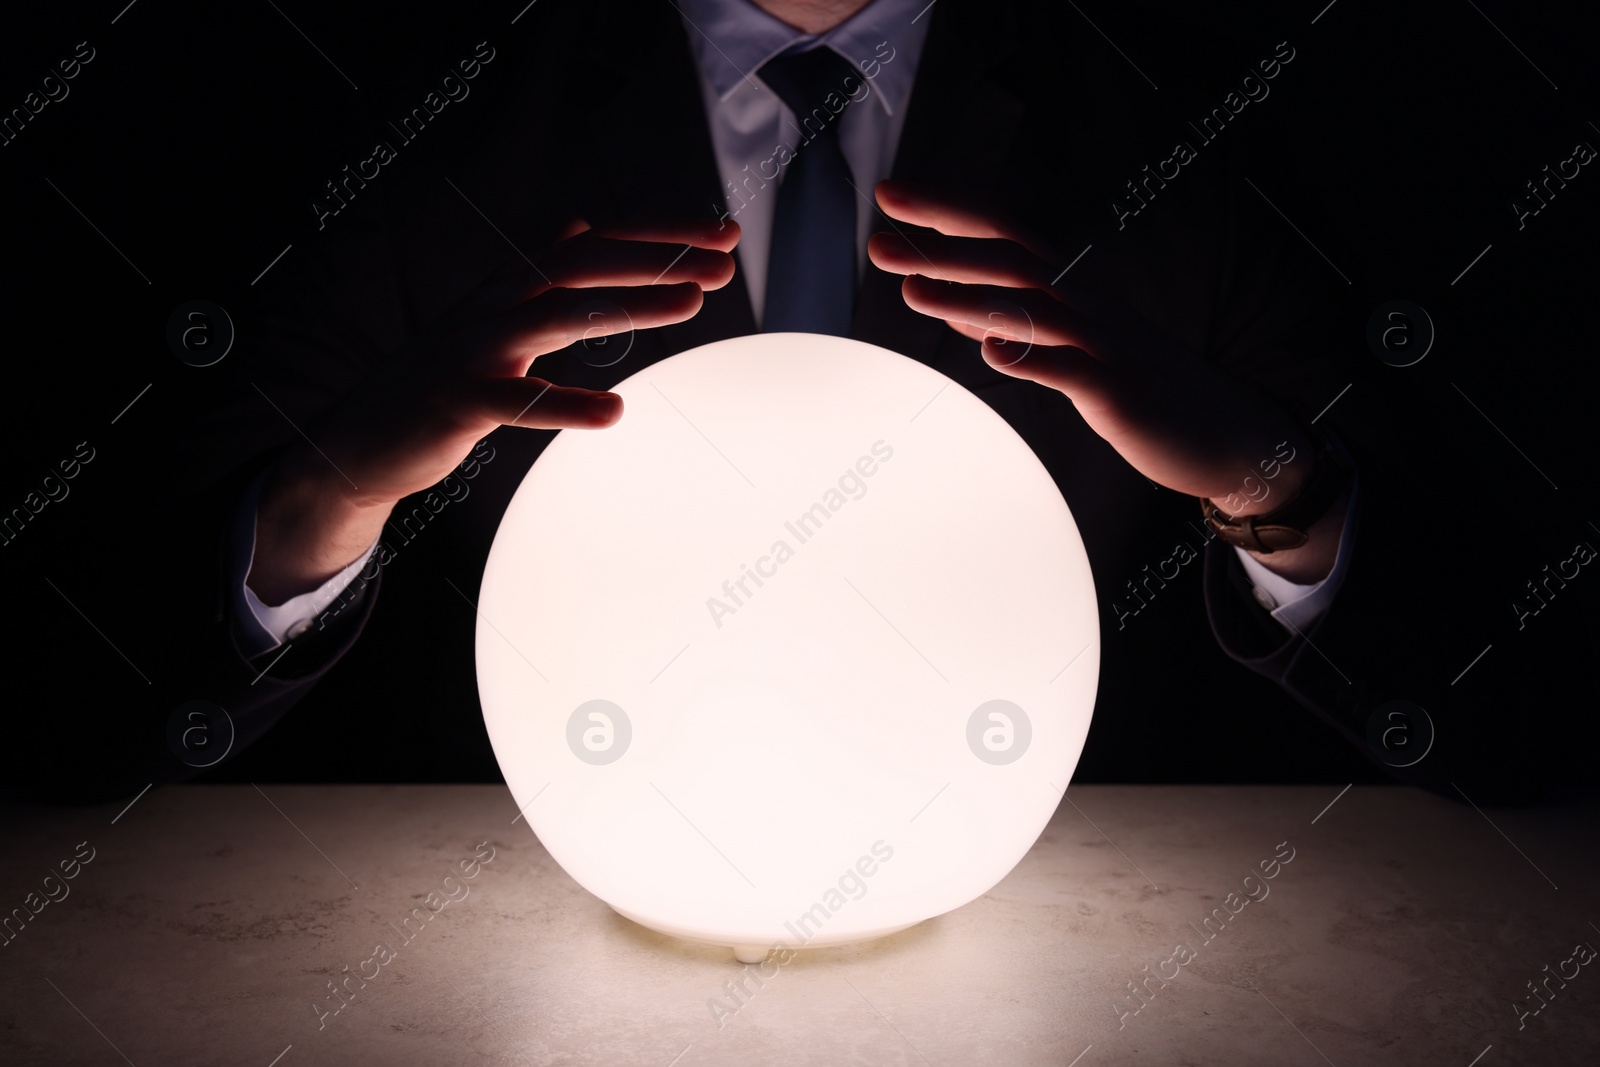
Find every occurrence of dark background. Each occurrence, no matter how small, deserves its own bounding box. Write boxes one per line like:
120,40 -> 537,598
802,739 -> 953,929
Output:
2,0 -> 1596,788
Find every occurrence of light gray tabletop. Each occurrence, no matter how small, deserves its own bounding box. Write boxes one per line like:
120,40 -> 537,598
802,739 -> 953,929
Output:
1,785 -> 1595,1066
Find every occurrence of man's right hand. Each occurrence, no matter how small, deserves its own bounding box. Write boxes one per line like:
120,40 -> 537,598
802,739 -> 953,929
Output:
247,219 -> 739,605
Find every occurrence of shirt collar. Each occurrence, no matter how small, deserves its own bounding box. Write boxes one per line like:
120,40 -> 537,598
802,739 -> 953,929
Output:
674,0 -> 931,117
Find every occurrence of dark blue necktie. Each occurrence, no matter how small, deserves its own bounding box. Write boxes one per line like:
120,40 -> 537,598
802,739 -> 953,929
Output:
757,46 -> 860,336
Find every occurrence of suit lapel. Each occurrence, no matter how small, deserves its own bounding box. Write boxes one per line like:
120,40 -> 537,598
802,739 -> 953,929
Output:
851,0 -> 1027,366
579,8 -> 757,359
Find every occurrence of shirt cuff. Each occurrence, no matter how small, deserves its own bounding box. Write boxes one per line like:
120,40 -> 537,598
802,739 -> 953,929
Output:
1231,463 -> 1359,636
230,469 -> 379,659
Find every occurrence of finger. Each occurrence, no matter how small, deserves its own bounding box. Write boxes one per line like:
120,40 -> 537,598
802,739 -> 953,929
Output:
489,282 -> 705,370
868,231 -> 1054,289
462,221 -> 741,318
900,276 -> 1095,351
477,228 -> 738,313
945,319 -> 990,343
449,376 -> 624,431
589,218 -> 741,254
875,190 -> 1121,321
543,236 -> 736,292
874,180 -> 1018,242
980,337 -> 1114,412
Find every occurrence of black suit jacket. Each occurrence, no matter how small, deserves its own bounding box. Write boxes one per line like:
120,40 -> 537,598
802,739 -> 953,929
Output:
20,0 -> 1594,803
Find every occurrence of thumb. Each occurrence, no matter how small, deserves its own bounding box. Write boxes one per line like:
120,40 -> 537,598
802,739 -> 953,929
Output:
981,338 -> 1112,410
450,376 -> 624,432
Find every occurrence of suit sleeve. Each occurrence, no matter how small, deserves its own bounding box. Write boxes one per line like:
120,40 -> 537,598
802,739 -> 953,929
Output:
2,443 -> 385,806
1194,143 -> 1600,804
2,102 -> 410,804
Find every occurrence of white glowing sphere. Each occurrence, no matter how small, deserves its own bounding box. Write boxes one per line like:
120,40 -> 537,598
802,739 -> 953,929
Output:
477,333 -> 1098,957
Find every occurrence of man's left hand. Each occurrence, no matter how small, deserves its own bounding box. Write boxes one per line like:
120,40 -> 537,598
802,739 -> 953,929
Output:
867,180 -> 1346,583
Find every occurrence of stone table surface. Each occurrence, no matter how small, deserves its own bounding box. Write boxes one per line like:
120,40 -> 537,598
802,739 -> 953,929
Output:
0,785 -> 1596,1066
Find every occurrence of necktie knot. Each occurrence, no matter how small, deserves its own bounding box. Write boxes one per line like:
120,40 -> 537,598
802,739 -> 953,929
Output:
757,46 -> 861,142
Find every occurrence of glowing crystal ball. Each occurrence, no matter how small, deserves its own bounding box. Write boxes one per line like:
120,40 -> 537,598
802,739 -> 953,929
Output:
477,333 -> 1098,961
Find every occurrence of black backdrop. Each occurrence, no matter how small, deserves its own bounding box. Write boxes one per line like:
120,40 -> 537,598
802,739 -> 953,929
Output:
3,0 -> 1597,788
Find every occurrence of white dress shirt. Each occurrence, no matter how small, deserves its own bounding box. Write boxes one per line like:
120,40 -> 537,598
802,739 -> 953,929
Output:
232,468 -> 379,656
675,0 -> 932,323
231,0 -> 1354,656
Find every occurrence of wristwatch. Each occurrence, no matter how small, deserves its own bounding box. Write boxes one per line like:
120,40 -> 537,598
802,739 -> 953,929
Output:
1199,434 -> 1352,554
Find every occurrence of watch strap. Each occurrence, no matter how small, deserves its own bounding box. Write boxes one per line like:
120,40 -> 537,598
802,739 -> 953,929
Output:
1200,436 -> 1351,554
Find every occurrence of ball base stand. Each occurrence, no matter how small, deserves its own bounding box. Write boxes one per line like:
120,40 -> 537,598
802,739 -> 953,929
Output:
610,904 -> 919,963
